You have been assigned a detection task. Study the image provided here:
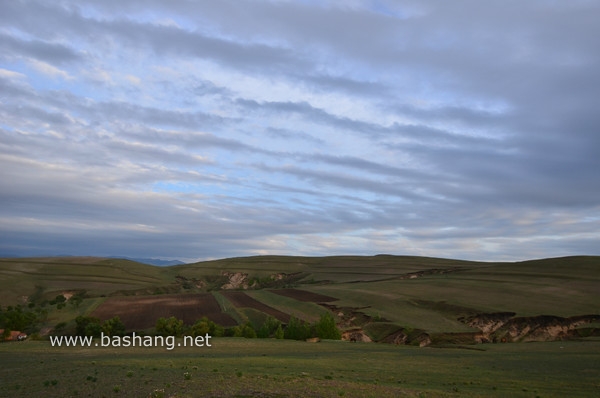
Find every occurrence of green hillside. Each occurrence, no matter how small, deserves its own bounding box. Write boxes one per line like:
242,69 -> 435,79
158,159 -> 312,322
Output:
0,257 -> 171,303
1,255 -> 598,343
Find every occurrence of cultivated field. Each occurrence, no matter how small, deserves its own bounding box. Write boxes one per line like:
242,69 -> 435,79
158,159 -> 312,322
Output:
91,293 -> 237,329
220,291 -> 291,323
269,288 -> 338,302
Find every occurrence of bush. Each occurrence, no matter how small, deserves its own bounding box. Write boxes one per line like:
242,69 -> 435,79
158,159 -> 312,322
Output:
233,322 -> 257,338
156,317 -> 184,337
54,322 -> 67,332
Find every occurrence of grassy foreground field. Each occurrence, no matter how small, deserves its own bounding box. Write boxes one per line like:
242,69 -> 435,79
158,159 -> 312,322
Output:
1,338 -> 599,397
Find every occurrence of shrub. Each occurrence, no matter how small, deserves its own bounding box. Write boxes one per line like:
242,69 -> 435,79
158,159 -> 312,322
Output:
54,322 -> 67,332
233,322 -> 257,338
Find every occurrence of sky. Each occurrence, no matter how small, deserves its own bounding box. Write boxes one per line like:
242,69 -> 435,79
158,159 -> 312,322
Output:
1,0 -> 599,263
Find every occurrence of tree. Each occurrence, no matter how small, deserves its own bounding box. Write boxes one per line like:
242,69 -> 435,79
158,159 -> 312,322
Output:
75,315 -> 105,337
102,316 -> 126,337
232,322 -> 256,338
75,316 -> 102,337
189,317 -> 224,337
156,316 -> 184,337
274,323 -> 284,339
85,322 -> 102,338
0,305 -> 41,334
284,316 -> 312,340
257,316 -> 281,338
315,312 -> 341,340
189,318 -> 210,336
70,291 -> 86,307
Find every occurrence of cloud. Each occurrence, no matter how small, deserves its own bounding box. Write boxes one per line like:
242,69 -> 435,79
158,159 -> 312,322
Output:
0,68 -> 26,80
0,32 -> 81,65
0,0 -> 599,261
28,59 -> 73,80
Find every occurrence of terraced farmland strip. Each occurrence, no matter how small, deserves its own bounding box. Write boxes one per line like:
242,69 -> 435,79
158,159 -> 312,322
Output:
269,288 -> 338,302
221,291 -> 291,323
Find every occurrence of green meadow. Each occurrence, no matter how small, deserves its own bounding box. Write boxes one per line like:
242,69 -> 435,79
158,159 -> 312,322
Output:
1,338 -> 599,397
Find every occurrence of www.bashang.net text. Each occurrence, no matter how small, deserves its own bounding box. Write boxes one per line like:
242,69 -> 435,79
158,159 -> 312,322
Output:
49,332 -> 212,351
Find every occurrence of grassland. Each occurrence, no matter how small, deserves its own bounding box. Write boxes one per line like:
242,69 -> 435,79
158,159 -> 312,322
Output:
1,254 -> 599,397
1,338 -> 599,397
0,257 -> 171,303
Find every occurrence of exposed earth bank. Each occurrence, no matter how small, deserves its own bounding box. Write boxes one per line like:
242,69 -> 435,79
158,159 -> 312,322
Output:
461,313 -> 600,343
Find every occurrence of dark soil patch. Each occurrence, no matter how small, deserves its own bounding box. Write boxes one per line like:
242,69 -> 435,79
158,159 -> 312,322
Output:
91,293 -> 237,330
269,288 -> 338,303
221,291 -> 291,323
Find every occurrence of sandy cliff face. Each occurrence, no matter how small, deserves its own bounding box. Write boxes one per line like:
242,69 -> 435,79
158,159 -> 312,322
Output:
221,272 -> 250,289
462,312 -> 516,334
342,329 -> 373,342
462,313 -> 600,343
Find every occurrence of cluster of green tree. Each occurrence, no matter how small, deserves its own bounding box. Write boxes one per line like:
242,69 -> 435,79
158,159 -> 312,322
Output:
231,313 -> 341,340
46,292 -> 85,309
153,313 -> 341,341
287,313 -> 342,340
75,316 -> 126,337
246,273 -> 306,290
48,294 -> 67,309
25,288 -> 87,309
154,316 -> 225,338
0,304 -> 47,335
71,312 -> 341,341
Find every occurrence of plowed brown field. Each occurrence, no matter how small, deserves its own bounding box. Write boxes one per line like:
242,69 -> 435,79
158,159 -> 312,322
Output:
91,293 -> 237,330
269,288 -> 338,303
221,291 -> 290,323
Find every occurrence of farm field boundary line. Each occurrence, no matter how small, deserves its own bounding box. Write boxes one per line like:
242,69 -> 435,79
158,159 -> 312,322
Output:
268,288 -> 338,303
221,291 -> 291,323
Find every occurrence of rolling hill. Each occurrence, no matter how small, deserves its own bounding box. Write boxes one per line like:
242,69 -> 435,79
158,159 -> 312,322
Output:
1,255 -> 598,345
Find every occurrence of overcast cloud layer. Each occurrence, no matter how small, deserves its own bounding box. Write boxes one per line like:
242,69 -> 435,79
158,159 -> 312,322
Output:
1,0 -> 599,262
